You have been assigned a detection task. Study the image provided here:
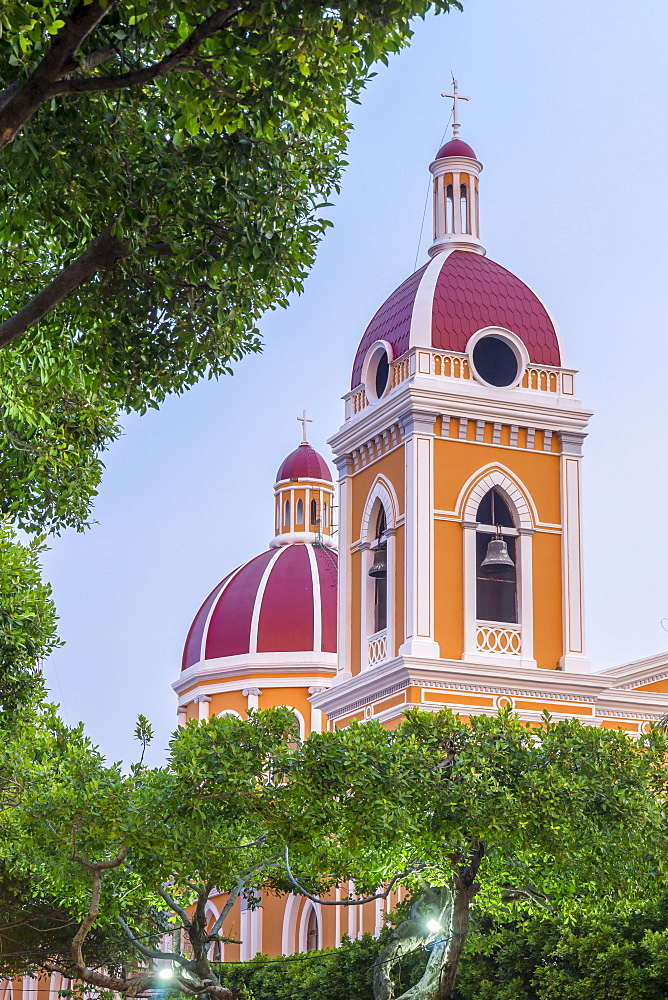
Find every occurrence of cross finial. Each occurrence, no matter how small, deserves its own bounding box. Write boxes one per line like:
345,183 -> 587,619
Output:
297,409 -> 312,444
441,78 -> 469,139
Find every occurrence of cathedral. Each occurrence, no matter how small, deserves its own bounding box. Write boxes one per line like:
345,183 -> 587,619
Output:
170,107 -> 668,958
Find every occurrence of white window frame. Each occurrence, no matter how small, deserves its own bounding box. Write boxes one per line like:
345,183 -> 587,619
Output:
459,468 -> 536,669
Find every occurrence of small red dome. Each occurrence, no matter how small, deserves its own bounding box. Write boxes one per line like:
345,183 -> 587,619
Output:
182,543 -> 338,669
276,443 -> 332,483
351,250 -> 561,388
436,138 -> 477,160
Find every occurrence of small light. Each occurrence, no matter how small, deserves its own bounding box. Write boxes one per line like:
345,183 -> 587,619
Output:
158,968 -> 173,980
426,919 -> 442,934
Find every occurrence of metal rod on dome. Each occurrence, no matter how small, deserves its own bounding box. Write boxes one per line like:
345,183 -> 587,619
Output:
297,409 -> 312,444
441,78 -> 469,139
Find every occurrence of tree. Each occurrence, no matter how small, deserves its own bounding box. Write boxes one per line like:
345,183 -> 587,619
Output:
1,705 -> 667,1000
451,896 -> 668,1000
283,709 -> 668,1000
0,521 -> 59,720
0,0 -> 458,532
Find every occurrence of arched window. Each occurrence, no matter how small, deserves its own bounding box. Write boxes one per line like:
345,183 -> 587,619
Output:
370,507 -> 387,633
475,488 -> 517,624
310,499 -> 318,525
446,183 -> 454,232
296,499 -> 304,525
460,183 -> 469,233
284,499 -> 290,527
305,906 -> 319,951
322,501 -> 328,527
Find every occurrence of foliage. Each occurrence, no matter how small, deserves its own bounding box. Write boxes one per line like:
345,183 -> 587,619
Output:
214,900 -> 668,1000
0,521 -> 59,721
217,933 -> 394,1000
0,0 -> 458,531
0,705 -> 666,1000
453,898 -> 668,1000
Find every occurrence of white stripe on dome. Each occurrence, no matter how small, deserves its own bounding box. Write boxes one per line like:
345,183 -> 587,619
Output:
249,547 -> 284,654
408,249 -> 454,349
199,564 -> 246,663
305,544 -> 322,654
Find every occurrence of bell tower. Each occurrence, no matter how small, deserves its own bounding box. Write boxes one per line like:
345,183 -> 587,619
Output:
323,99 -> 592,721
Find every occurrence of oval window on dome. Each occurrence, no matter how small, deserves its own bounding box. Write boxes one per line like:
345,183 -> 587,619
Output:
363,342 -> 393,403
471,335 -> 520,388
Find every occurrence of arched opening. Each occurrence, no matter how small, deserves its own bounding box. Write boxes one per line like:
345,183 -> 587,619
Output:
475,488 -> 517,624
446,183 -> 454,232
296,499 -> 304,525
310,498 -> 318,525
460,183 -> 469,233
369,507 -> 387,633
305,905 -> 319,951
322,501 -> 328,527
284,499 -> 290,527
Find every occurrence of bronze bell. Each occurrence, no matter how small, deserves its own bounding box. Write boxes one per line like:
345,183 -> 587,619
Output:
368,543 -> 387,579
480,535 -> 515,576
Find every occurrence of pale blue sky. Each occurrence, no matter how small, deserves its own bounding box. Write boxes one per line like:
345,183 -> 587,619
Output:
41,0 -> 668,765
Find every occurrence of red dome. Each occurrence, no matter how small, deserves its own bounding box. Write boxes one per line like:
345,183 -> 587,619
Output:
276,443 -> 332,483
351,250 -> 561,387
435,138 -> 477,159
182,543 -> 337,670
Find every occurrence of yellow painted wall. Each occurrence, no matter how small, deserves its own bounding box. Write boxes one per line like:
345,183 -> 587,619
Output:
350,446 -> 405,533
434,518 -> 464,659
434,438 -> 561,525
532,530 -> 564,669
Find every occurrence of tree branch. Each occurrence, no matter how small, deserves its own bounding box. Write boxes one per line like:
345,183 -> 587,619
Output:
116,915 -> 191,968
47,4 -> 250,99
284,846 -> 410,906
0,1 -> 117,149
156,886 -> 192,929
0,225 -> 128,349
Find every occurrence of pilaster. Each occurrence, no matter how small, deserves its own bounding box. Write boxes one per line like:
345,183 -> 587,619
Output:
397,408 -> 440,658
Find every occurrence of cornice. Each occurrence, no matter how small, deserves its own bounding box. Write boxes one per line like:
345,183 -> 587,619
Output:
177,674 -> 335,706
312,657 -> 613,718
330,383 -> 592,457
174,655 -> 336,695
599,649 -> 668,687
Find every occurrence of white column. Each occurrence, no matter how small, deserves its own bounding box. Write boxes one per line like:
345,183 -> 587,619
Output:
335,886 -> 342,946
462,522 -> 478,657
385,528 -> 396,659
347,881 -> 356,939
308,686 -> 325,734
177,704 -> 189,727
359,542 -> 372,669
559,432 -> 591,671
335,455 -> 353,680
398,410 -> 440,658
195,694 -> 211,721
249,898 -> 262,958
239,897 -> 250,962
518,528 -> 536,667
243,687 -> 262,712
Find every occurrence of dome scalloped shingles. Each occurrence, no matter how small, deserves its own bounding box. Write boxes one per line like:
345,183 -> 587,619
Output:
351,251 -> 561,388
276,443 -> 332,483
181,544 -> 337,670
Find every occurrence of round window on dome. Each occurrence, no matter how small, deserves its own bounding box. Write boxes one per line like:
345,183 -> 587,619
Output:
363,341 -> 393,403
471,334 -> 522,388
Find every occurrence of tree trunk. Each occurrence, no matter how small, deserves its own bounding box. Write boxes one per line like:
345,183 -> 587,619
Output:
387,844 -> 485,1000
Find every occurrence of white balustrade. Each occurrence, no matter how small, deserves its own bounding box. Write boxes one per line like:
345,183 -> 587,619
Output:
476,622 -> 522,656
367,628 -> 388,666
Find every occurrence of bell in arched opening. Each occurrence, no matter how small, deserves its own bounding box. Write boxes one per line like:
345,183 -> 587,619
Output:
480,534 -> 515,576
368,544 -> 387,579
